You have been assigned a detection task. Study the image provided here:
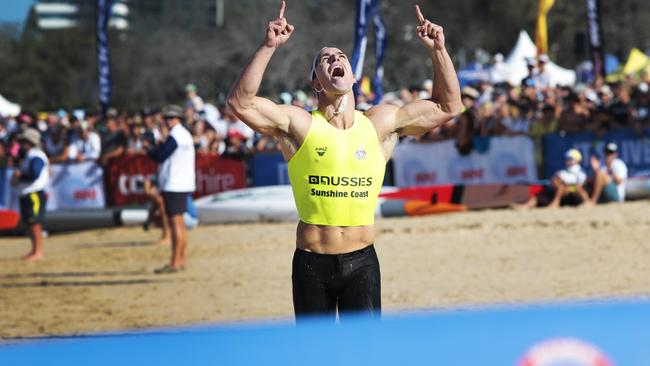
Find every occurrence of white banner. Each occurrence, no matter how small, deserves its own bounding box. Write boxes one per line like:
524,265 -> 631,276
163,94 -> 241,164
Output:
48,161 -> 105,210
5,161 -> 105,211
392,136 -> 538,186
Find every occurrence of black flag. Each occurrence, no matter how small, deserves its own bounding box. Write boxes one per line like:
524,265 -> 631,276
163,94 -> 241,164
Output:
97,0 -> 115,114
585,0 -> 606,78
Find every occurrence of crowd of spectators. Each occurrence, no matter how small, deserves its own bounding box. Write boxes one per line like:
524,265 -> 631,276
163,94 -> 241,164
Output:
1,60 -> 649,178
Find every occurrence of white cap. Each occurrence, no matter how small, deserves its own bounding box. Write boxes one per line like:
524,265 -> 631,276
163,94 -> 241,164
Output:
639,82 -> 649,93
599,85 -> 612,96
585,90 -> 599,103
310,47 -> 329,80
604,142 -> 618,153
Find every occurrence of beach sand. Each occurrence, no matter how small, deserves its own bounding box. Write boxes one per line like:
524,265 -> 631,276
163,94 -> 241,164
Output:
1,201 -> 650,339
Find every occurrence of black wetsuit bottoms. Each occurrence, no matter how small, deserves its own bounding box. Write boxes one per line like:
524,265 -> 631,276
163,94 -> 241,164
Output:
292,245 -> 381,321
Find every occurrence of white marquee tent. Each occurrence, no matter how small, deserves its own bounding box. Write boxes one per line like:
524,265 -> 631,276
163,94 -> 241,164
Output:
0,93 -> 21,117
490,30 -> 576,87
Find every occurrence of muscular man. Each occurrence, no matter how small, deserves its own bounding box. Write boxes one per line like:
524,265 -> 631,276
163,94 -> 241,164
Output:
228,2 -> 461,320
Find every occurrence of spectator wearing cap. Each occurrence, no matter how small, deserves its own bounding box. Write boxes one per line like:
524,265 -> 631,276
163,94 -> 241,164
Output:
11,128 -> 49,261
634,82 -> 649,124
455,86 -> 479,155
488,53 -> 506,84
546,148 -> 590,207
534,54 -> 552,90
514,148 -> 589,209
587,142 -> 628,204
146,105 -> 196,274
223,127 -> 249,159
185,83 -> 205,115
69,121 -> 102,162
99,109 -> 127,165
521,58 -> 537,89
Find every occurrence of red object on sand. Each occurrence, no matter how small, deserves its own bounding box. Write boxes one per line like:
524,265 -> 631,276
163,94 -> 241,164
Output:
0,210 -> 20,231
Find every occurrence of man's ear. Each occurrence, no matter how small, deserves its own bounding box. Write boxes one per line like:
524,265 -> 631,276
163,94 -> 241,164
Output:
312,78 -> 324,93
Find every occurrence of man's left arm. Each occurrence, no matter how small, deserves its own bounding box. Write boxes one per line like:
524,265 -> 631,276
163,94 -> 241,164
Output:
147,136 -> 178,163
367,5 -> 461,138
608,161 -> 627,185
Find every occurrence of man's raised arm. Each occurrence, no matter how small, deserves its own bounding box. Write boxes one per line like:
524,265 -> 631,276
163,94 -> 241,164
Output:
227,1 -> 296,137
369,5 -> 462,137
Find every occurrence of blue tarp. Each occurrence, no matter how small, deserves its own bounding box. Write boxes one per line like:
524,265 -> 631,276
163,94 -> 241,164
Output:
251,153 -> 289,186
1,299 -> 650,365
542,128 -> 650,178
457,61 -> 488,88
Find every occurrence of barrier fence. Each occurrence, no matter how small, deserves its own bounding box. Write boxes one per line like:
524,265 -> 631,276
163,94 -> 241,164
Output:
2,129 -> 648,211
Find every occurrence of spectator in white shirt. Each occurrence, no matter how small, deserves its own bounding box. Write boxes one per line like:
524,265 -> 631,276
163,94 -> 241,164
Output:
587,142 -> 628,204
69,121 -> 101,161
534,54 -> 552,90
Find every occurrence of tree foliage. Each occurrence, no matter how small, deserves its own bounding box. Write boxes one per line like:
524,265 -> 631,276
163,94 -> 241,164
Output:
0,0 -> 647,111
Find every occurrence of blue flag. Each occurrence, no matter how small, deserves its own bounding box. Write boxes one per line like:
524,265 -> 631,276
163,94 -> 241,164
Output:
351,0 -> 387,103
97,0 -> 115,114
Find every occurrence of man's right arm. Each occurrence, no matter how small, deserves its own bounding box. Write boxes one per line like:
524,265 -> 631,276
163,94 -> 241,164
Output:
227,1 -> 305,138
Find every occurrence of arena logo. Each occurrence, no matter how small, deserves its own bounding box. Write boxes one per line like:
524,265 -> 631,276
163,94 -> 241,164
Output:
461,168 -> 484,180
196,169 -> 237,195
415,171 -> 438,184
506,165 -> 527,177
518,338 -> 613,366
308,175 -> 373,187
118,174 -> 156,195
73,189 -> 98,200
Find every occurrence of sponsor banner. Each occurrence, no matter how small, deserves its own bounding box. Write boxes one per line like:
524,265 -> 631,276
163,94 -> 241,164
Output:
194,154 -> 245,197
1,162 -> 105,211
104,154 -> 157,206
105,154 -> 246,206
542,128 -> 650,179
48,161 -> 106,210
252,153 -> 289,186
392,137 -> 538,186
0,168 -> 9,209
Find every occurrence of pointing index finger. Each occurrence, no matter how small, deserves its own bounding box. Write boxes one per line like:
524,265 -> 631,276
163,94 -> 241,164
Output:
278,1 -> 286,19
415,5 -> 425,24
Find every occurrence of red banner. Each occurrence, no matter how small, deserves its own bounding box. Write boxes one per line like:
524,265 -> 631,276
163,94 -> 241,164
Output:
104,154 -> 158,206
194,154 -> 246,197
104,154 -> 245,206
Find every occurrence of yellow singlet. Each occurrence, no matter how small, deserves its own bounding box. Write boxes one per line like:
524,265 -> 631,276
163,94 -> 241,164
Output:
288,110 -> 386,226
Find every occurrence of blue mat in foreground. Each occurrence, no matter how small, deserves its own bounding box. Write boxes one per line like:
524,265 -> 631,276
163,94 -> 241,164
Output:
2,299 -> 650,365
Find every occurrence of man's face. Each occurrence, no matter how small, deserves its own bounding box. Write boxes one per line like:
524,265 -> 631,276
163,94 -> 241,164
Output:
565,158 -> 577,168
164,117 -> 180,129
18,140 -> 32,156
312,47 -> 355,95
605,152 -> 616,165
106,119 -> 117,132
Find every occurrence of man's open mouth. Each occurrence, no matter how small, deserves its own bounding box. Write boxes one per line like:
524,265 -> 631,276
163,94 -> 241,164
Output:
332,66 -> 345,78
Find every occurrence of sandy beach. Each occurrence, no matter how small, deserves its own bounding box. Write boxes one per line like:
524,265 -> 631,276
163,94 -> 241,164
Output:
1,201 -> 650,339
